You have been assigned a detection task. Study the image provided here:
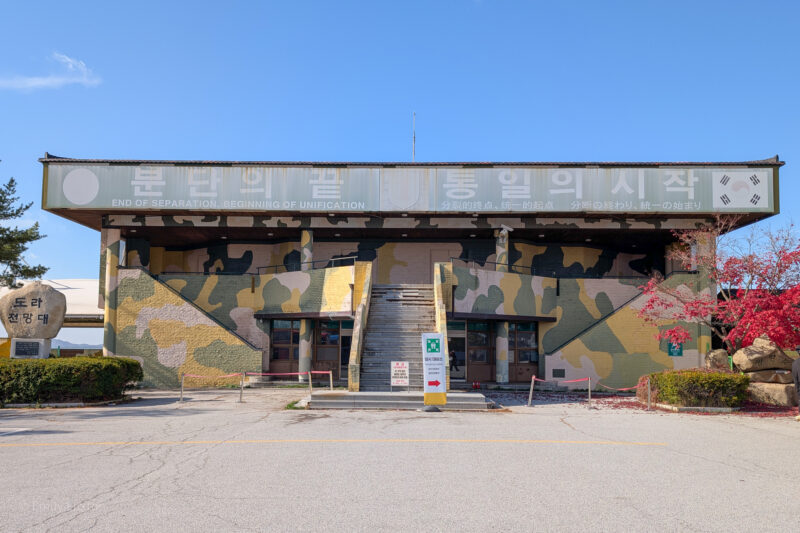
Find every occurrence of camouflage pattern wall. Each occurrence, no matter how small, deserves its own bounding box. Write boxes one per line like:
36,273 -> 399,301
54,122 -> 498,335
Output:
545,273 -> 712,388
107,267 -> 262,388
110,225 -> 711,389
451,266 -> 553,317
158,265 -> 355,348
438,253 -> 711,388
511,239 -> 662,278
127,238 -> 497,285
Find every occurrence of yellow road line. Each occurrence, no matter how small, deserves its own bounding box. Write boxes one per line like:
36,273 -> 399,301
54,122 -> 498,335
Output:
0,438 -> 667,448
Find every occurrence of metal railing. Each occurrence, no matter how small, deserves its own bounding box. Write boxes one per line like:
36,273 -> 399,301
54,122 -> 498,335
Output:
124,255 -> 360,277
448,256 -> 654,280
256,255 -> 358,275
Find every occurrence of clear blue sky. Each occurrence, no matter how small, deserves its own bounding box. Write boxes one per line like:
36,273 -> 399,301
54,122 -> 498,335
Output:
1,1 -> 798,341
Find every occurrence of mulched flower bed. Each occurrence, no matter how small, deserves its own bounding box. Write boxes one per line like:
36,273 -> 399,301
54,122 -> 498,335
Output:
487,391 -> 798,418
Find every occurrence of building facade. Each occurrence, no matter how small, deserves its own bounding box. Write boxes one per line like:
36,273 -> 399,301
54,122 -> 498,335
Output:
41,155 -> 783,390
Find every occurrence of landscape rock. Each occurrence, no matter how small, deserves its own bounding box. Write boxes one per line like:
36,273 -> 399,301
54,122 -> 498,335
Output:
747,382 -> 798,407
744,370 -> 794,384
732,337 -> 794,372
0,282 -> 66,339
705,349 -> 730,370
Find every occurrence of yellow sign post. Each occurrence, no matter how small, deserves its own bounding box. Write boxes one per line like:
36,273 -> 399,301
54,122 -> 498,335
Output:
422,333 -> 447,406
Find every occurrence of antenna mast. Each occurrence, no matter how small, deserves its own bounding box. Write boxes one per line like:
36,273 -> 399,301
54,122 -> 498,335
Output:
412,112 -> 416,162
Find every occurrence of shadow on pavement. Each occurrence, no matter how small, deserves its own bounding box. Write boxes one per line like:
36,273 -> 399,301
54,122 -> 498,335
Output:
486,391 -> 594,407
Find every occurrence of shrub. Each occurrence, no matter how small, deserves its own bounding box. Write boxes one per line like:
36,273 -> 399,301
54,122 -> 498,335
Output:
636,368 -> 749,408
0,356 -> 143,405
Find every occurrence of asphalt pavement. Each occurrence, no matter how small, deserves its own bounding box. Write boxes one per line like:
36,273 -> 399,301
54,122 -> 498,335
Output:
1,389 -> 798,532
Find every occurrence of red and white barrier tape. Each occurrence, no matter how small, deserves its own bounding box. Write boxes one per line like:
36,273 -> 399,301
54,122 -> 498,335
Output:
596,382 -> 641,392
245,372 -> 310,377
183,373 -> 242,379
530,376 -> 590,384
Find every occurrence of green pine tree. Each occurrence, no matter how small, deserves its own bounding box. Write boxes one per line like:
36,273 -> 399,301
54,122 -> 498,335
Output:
0,177 -> 47,287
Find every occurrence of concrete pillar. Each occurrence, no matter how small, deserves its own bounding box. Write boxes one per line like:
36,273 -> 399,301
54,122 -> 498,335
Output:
300,229 -> 314,271
494,228 -> 510,383
494,228 -> 509,272
495,321 -> 509,383
299,229 -> 314,380
102,228 -> 121,357
298,319 -> 313,382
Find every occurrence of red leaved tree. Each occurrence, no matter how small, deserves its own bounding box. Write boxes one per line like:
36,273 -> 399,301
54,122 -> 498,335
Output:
637,216 -> 800,354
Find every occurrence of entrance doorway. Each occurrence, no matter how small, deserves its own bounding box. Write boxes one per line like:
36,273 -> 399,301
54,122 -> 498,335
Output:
446,321 -> 466,380
270,320 -> 300,373
508,321 -> 539,382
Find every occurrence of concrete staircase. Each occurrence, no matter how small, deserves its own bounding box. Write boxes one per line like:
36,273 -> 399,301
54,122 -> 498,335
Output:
359,284 -> 435,392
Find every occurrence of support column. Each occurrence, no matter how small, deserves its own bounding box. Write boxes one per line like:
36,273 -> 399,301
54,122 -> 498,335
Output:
301,229 -> 314,270
298,229 -> 314,381
494,228 -> 510,383
102,228 -> 121,357
495,322 -> 509,383
298,319 -> 313,382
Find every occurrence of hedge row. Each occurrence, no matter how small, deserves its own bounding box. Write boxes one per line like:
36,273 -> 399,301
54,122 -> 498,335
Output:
0,356 -> 143,405
636,368 -> 749,408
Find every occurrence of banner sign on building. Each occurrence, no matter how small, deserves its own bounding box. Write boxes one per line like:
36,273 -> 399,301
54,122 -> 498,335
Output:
44,163 -> 776,215
421,333 -> 447,406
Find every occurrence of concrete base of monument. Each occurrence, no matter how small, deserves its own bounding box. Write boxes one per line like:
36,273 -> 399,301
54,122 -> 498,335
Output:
307,391 -> 494,410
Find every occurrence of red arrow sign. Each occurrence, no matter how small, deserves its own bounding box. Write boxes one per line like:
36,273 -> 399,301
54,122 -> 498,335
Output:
427,380 -> 441,387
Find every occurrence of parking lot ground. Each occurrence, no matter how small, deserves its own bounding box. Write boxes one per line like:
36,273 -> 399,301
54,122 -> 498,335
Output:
1,389 -> 799,532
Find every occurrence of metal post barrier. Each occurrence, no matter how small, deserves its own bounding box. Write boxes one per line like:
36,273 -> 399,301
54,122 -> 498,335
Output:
527,376 -> 535,407
587,377 -> 592,408
647,377 -> 651,410
329,371 -> 333,391
180,373 -> 185,403
239,373 -> 245,403
308,372 -> 313,395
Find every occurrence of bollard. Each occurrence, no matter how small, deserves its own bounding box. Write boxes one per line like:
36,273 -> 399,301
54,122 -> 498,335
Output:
239,373 -> 245,403
329,371 -> 333,391
587,377 -> 592,408
180,373 -> 185,403
647,377 -> 651,410
527,377 -> 535,407
308,372 -> 313,394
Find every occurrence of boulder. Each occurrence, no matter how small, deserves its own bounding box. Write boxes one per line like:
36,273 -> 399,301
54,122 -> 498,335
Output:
748,382 -> 798,407
732,337 -> 794,372
744,370 -> 794,384
705,349 -> 730,370
0,282 -> 66,339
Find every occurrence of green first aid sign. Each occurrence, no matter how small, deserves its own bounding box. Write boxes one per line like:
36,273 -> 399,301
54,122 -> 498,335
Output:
426,338 -> 441,353
668,342 -> 683,357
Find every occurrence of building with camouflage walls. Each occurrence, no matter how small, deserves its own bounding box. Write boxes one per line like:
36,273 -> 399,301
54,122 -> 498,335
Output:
40,155 -> 784,389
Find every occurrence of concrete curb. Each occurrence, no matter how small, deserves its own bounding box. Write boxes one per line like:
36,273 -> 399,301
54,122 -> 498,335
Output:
654,403 -> 740,413
2,398 -> 127,409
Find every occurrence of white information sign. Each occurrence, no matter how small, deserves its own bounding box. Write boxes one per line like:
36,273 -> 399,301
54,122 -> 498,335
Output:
391,361 -> 409,387
421,332 -> 447,405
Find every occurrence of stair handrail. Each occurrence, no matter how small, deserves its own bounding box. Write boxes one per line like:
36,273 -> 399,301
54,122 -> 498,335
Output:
541,270 -> 701,355
347,263 -> 373,392
120,266 -> 260,350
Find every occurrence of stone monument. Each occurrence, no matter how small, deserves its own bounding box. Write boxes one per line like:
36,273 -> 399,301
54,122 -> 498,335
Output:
0,282 -> 67,359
